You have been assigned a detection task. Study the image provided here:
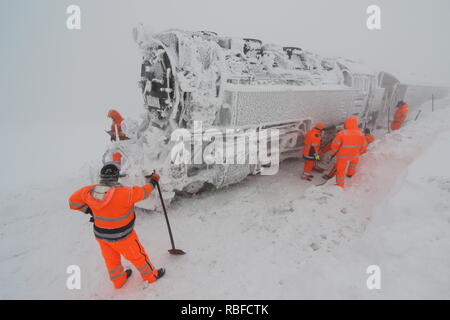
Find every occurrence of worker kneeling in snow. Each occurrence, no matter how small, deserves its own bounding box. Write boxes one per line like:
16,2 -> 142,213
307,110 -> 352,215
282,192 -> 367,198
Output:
68,164 -> 165,289
301,122 -> 325,181
329,117 -> 367,188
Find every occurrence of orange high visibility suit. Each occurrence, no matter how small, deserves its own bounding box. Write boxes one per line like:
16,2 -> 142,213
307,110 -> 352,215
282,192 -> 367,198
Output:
329,117 -> 367,187
69,183 -> 159,288
391,103 -> 409,131
302,124 -> 323,174
107,109 -> 128,141
323,133 -> 374,179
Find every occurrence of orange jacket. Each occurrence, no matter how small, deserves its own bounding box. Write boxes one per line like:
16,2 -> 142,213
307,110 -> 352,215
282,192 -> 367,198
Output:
303,127 -> 322,160
330,117 -> 367,159
69,183 -> 152,242
391,103 -> 409,130
108,109 -> 127,140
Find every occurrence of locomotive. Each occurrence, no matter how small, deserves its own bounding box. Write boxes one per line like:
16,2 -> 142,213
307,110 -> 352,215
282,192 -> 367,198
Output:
100,28 -> 450,209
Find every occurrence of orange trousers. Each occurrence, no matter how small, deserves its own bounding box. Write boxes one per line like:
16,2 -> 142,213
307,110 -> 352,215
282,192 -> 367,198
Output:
96,230 -> 159,288
335,157 -> 359,187
303,159 -> 315,174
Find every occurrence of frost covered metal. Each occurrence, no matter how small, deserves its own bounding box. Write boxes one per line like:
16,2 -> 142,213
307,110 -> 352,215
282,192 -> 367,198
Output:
99,28 -> 450,209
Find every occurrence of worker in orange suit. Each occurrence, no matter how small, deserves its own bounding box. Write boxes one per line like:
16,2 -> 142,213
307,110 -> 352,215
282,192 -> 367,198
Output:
68,163 -> 165,289
301,122 -> 325,181
323,127 -> 375,180
391,101 -> 409,131
328,117 -> 367,187
107,109 -> 129,141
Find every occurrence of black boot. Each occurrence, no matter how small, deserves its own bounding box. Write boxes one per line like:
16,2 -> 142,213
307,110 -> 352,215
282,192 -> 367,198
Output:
156,268 -> 165,279
126,269 -> 132,279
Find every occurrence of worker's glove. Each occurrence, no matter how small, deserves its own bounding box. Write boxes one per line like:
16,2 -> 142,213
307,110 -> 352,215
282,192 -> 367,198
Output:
81,206 -> 92,215
81,206 -> 94,223
314,154 -> 320,161
146,172 -> 161,187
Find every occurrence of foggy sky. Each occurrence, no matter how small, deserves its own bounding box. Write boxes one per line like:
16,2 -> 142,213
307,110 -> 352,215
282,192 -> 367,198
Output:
1,0 -> 449,191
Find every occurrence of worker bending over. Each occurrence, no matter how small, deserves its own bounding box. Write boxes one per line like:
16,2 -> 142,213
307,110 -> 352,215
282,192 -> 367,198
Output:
328,117 -> 367,188
323,127 -> 374,180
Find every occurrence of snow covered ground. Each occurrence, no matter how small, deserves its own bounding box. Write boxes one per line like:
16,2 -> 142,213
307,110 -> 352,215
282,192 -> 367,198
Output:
1,100 -> 450,299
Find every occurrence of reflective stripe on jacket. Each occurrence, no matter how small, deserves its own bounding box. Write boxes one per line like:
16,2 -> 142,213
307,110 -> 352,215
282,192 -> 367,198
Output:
69,183 -> 152,242
330,117 -> 367,159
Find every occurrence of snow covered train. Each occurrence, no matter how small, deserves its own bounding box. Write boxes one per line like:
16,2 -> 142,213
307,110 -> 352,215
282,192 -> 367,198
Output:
102,28 -> 450,209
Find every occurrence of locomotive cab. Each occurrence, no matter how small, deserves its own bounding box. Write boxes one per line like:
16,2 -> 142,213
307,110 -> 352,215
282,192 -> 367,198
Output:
140,46 -> 175,117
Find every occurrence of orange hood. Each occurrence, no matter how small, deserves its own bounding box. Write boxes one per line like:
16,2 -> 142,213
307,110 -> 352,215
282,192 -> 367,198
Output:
344,116 -> 358,130
108,109 -> 124,122
84,185 -> 116,210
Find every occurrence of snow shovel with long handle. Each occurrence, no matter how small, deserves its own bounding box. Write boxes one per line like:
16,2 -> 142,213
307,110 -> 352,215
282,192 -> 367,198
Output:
150,173 -> 186,255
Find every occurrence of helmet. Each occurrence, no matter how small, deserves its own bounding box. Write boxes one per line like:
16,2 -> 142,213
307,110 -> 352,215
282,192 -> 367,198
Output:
100,163 -> 120,181
315,122 -> 325,130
